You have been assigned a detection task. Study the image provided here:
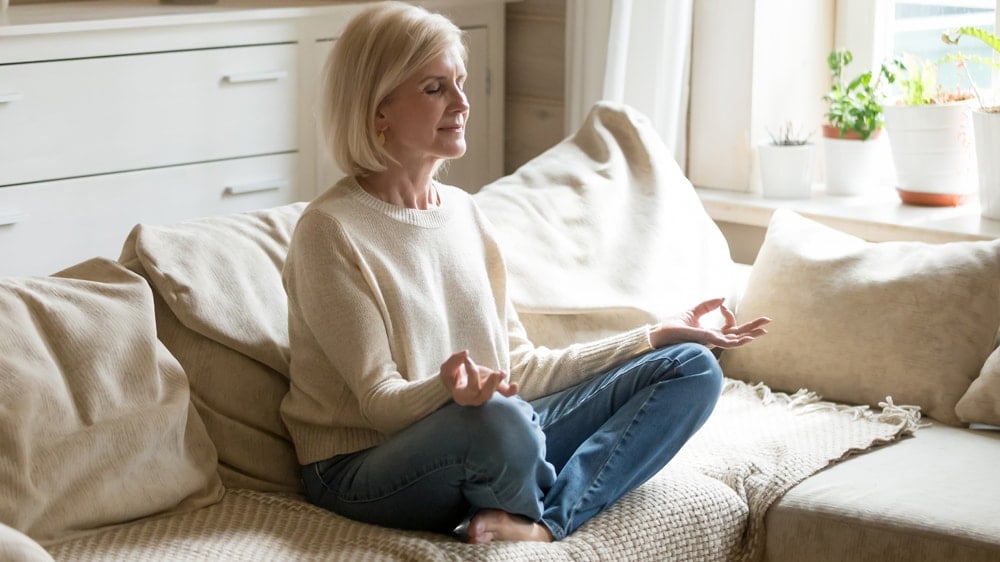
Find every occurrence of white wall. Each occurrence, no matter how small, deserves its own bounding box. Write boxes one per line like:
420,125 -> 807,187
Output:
687,0 -> 835,193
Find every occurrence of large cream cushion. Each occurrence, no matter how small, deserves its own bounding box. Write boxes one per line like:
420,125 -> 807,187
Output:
721,209 -> 1000,425
119,203 -> 306,494
0,258 -> 223,543
474,101 -> 739,348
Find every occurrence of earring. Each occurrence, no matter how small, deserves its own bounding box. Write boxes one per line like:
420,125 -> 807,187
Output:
377,130 -> 386,147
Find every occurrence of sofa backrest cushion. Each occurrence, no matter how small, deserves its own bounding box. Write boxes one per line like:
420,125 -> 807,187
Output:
721,209 -> 1000,425
0,258 -> 223,543
473,101 -> 739,348
119,203 -> 305,494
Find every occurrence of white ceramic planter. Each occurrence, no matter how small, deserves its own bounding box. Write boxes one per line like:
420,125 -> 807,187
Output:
883,102 -> 977,206
822,125 -> 883,196
758,143 -> 815,199
974,109 -> 1000,220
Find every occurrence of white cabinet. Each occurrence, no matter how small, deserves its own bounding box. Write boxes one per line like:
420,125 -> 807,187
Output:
0,44 -> 298,186
0,154 -> 299,276
0,0 -> 509,277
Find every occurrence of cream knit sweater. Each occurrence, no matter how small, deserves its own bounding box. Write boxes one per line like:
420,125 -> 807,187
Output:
281,177 -> 653,465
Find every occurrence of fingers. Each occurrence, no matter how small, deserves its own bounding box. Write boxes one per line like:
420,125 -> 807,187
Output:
442,350 -> 469,373
497,380 -> 519,397
464,356 -> 482,393
711,326 -> 769,348
724,316 -> 771,335
478,370 -> 505,397
691,297 -> 726,319
720,303 -> 737,329
440,350 -> 470,392
454,370 -> 505,406
445,351 -> 517,406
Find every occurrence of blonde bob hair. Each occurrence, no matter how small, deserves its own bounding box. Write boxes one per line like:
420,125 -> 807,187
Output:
321,2 -> 467,177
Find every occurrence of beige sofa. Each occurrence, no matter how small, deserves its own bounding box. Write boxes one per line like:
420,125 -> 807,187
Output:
2,103 -> 998,562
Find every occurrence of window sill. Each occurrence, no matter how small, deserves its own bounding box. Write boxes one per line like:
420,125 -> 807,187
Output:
695,186 -> 1000,244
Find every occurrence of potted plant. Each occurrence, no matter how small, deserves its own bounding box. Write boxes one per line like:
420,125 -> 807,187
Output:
943,27 -> 1000,220
882,54 -> 977,206
758,122 -> 815,199
822,49 -> 900,196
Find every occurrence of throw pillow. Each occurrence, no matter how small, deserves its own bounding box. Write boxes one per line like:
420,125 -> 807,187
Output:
474,101 -> 738,348
119,202 -> 306,493
0,258 -> 223,542
720,209 -> 1000,425
956,341 -> 1000,426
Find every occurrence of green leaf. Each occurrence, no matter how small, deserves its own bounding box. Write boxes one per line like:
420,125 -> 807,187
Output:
951,26 -> 1000,53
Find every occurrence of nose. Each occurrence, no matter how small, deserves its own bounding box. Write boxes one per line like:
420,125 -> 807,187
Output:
450,85 -> 469,114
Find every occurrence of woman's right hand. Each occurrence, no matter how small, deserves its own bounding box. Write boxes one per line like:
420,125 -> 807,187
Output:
440,350 -> 519,406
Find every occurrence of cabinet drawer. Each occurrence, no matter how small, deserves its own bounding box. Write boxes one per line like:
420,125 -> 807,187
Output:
0,153 -> 301,277
0,43 -> 298,187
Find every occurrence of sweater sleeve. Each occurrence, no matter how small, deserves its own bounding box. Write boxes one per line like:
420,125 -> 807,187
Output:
285,210 -> 452,435
504,298 -> 654,401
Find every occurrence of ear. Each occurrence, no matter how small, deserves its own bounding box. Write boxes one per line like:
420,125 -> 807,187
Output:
374,102 -> 390,132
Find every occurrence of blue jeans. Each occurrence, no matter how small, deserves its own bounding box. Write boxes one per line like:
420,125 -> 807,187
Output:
301,343 -> 722,540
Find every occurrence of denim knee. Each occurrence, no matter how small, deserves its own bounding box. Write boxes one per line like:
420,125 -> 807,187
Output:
665,342 -> 724,403
458,396 -> 546,468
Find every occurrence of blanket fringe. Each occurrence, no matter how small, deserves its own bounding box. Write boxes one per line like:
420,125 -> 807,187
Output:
722,378 -> 928,434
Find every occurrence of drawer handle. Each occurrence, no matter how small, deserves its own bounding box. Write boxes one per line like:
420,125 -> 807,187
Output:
222,70 -> 288,84
224,179 -> 287,196
0,209 -> 28,226
0,92 -> 24,104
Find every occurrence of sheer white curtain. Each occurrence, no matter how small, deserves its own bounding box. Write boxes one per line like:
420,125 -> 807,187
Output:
565,0 -> 694,169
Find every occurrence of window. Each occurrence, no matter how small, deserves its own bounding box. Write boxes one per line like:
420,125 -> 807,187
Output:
889,1 -> 997,94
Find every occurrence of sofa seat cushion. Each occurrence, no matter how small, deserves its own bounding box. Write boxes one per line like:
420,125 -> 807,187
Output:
43,468 -> 746,562
765,424 -> 1000,562
40,378 -> 918,562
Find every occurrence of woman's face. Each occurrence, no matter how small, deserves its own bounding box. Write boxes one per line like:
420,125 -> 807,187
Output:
376,46 -> 470,169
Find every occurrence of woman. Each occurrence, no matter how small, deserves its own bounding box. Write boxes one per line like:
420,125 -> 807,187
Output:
281,1 -> 769,544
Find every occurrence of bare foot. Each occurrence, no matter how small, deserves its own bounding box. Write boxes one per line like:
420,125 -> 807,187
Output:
466,510 -> 553,544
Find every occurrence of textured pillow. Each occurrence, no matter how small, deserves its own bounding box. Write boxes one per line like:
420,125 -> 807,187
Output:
474,101 -> 738,347
0,258 -> 223,543
957,340 -> 1000,426
119,203 -> 306,494
720,210 -> 1000,425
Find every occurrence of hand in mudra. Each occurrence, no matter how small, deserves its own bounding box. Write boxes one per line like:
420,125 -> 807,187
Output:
440,350 -> 519,406
650,297 -> 770,350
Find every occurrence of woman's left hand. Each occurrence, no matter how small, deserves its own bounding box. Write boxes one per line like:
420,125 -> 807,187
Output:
649,297 -> 770,349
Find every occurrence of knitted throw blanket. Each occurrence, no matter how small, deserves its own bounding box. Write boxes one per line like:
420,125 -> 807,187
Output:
44,378 -> 918,562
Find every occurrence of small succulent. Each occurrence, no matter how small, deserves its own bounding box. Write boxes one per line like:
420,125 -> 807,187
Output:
767,122 -> 813,146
